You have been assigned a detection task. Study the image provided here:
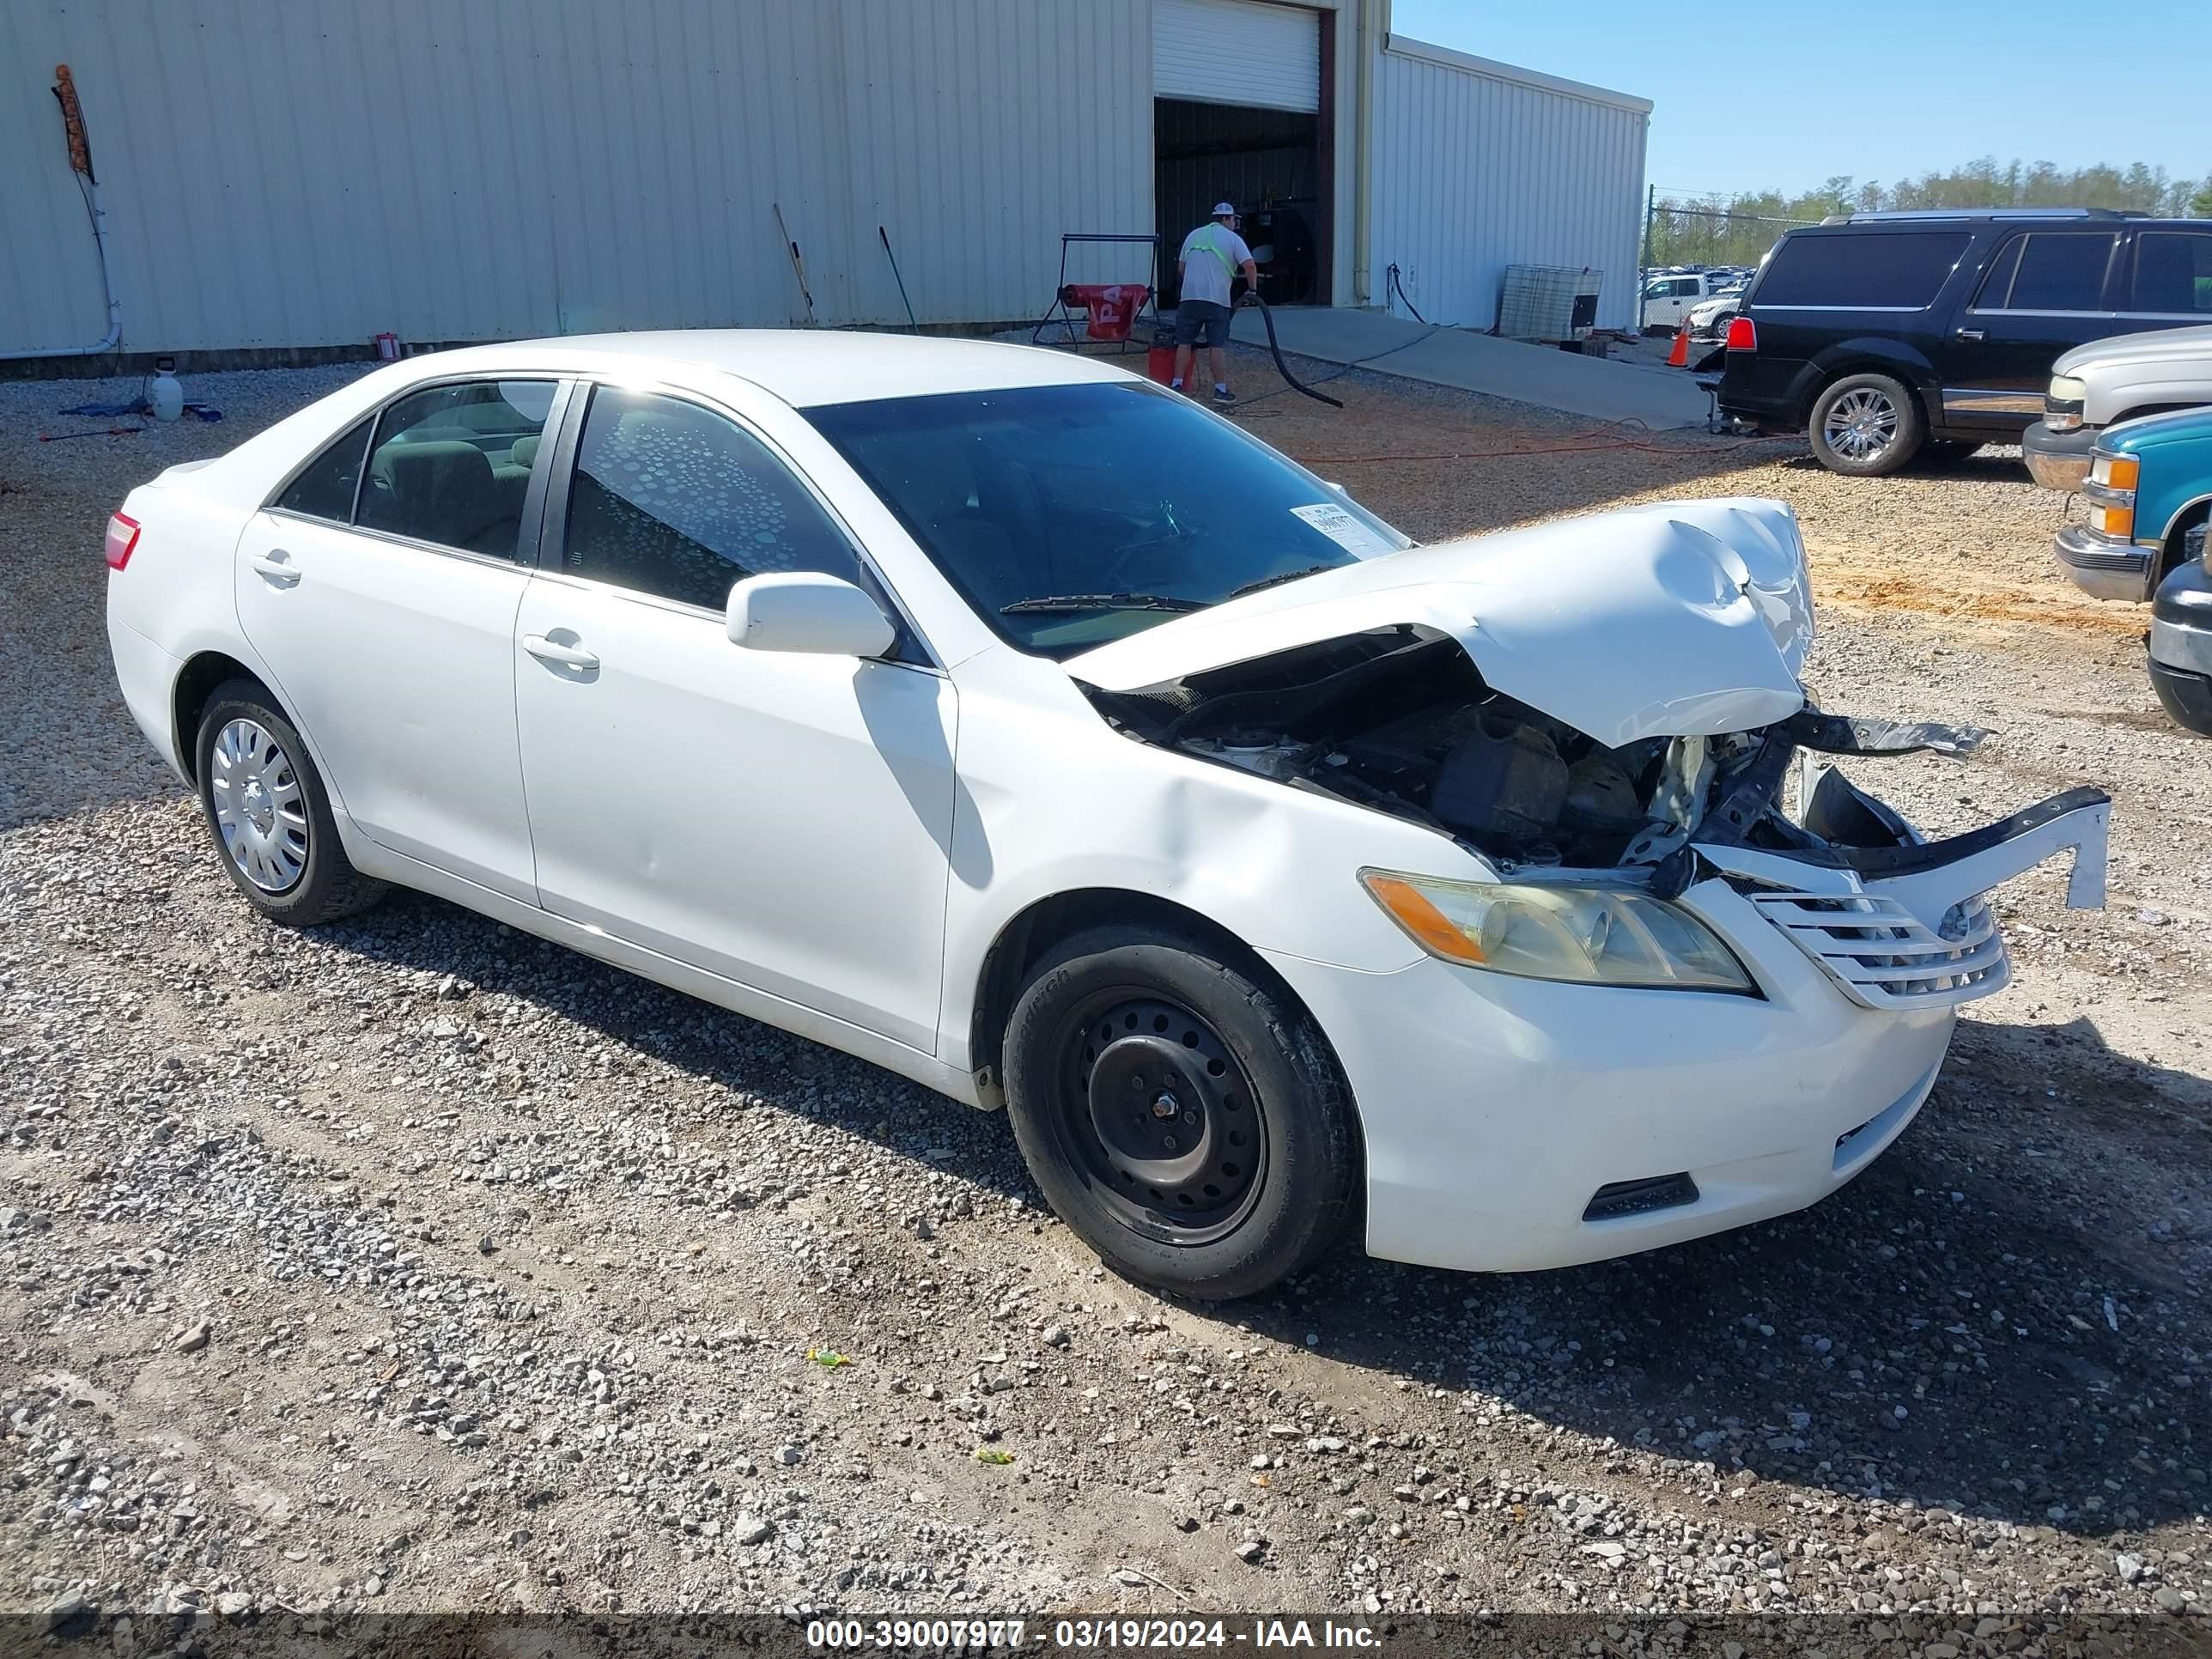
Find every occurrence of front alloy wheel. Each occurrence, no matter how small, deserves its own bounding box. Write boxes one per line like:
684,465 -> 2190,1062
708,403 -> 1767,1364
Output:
1002,924 -> 1358,1299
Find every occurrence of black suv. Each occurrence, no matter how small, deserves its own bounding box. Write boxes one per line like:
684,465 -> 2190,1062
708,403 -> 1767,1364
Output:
1718,210 -> 2212,475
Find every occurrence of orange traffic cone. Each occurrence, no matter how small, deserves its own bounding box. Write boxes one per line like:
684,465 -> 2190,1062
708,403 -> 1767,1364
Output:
1665,323 -> 1691,368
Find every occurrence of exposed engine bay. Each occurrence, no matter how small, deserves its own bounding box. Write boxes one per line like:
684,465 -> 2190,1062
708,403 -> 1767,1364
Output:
1080,625 -> 2009,883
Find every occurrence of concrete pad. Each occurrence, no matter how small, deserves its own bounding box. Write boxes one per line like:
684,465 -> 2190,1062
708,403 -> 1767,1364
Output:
1230,307 -> 1715,430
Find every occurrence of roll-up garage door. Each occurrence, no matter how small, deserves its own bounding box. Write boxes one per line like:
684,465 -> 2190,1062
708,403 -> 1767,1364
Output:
1153,0 -> 1320,113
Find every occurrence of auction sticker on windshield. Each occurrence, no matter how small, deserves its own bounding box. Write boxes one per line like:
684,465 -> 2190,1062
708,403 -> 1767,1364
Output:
1289,501 -> 1392,556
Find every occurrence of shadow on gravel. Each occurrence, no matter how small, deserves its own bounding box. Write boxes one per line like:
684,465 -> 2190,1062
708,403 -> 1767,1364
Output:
1231,1012 -> 2209,1539
323,889 -> 1037,1191
321,890 -> 2206,1539
1777,447 -> 2028,484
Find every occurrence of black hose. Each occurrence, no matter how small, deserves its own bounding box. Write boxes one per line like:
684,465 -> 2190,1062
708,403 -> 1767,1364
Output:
1235,293 -> 1344,408
1385,262 -> 1427,325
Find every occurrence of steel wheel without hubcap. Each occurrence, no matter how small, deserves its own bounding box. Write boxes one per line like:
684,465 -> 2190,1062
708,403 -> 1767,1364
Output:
1821,387 -> 1899,463
209,717 -> 308,892
1052,991 -> 1268,1245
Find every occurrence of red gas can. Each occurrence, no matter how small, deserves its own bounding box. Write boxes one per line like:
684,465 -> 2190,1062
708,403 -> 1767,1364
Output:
1146,320 -> 1177,385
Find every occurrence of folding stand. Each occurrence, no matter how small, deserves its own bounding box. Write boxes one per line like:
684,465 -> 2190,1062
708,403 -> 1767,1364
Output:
1031,233 -> 1162,352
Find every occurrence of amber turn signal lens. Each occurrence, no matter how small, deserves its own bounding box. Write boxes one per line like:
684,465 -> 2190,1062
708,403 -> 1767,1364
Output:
1362,873 -> 1486,965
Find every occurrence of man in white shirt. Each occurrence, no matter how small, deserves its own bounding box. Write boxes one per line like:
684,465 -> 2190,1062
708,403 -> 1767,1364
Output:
1173,203 -> 1259,403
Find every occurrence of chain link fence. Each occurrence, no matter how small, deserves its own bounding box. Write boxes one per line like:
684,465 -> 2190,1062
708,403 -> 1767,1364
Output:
1641,197 -> 1819,276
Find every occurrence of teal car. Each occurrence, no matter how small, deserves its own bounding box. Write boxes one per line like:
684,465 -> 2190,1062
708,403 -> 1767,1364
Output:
2053,406 -> 2212,603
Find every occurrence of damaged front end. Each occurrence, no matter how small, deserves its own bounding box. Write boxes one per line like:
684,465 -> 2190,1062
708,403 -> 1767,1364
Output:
1079,623 -> 2108,1011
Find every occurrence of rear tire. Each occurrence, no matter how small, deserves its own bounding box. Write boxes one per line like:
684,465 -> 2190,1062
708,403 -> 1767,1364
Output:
1808,372 -> 1923,476
1002,924 -> 1358,1300
193,679 -> 387,927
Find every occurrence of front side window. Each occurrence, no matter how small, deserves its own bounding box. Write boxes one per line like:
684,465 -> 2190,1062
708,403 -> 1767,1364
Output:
357,380 -> 555,557
275,416 -> 373,520
560,387 -> 864,611
805,380 -> 1412,658
2131,232 -> 2212,314
1979,232 -> 2117,312
1754,231 -> 1971,308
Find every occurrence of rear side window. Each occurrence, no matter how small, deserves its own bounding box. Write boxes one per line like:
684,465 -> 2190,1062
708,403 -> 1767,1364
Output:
559,387 -> 865,611
1753,231 -> 1970,308
2131,231 -> 2212,314
1978,232 -> 2117,312
357,380 -> 555,558
274,416 -> 372,520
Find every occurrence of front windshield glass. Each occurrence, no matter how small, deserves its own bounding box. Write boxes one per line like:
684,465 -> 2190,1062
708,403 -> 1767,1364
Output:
804,380 -> 1411,658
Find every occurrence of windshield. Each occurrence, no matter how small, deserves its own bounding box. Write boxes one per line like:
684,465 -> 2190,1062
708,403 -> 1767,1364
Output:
804,381 -> 1411,657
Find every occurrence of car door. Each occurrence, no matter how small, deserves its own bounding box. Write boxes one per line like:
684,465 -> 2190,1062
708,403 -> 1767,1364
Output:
1943,228 -> 2121,428
234,377 -> 565,902
513,380 -> 957,1053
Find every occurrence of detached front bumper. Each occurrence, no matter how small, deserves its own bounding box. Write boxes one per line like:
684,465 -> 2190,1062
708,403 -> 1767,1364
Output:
1275,782 -> 2110,1276
2054,521 -> 2155,601
2023,418 -> 2096,491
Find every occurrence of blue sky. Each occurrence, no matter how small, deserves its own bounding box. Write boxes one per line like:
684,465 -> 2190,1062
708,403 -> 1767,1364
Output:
1390,0 -> 2211,199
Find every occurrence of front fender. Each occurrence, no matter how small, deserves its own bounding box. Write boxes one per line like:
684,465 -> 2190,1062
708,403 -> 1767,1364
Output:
933,653 -> 1470,1068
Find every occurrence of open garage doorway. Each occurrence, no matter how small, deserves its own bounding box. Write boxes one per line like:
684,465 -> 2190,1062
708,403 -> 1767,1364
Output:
1153,100 -> 1327,308
1152,0 -> 1332,310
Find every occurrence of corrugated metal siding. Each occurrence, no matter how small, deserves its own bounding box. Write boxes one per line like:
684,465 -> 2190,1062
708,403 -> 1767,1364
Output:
1370,39 -> 1650,332
1154,0 -> 1319,113
0,0 -> 1149,353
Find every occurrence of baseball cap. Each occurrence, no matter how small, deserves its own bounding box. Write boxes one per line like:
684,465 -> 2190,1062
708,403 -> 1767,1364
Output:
1212,201 -> 1237,216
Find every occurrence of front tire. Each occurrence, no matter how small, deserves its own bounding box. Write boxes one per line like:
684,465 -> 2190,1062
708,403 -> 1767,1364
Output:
1808,372 -> 1923,476
193,679 -> 386,926
1002,925 -> 1358,1300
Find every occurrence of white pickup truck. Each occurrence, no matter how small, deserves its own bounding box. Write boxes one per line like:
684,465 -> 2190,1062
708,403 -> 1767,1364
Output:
2023,323 -> 2212,491
1639,270 -> 1738,336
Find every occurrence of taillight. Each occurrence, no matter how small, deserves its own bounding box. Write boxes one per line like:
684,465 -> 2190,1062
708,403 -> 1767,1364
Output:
105,511 -> 141,571
1724,316 -> 1757,352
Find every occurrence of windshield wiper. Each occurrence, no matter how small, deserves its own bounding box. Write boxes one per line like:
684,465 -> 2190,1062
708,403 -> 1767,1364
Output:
1228,563 -> 1338,599
1000,592 -> 1207,616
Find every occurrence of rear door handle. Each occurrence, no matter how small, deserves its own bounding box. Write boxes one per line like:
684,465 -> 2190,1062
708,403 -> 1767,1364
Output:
523,633 -> 600,672
1955,327 -> 1985,341
249,549 -> 301,585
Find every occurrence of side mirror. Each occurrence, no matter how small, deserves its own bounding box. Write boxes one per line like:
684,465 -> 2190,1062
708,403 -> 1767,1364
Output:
726,571 -> 896,659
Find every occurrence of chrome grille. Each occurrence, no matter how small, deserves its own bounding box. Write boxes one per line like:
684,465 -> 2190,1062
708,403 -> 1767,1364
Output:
1749,890 -> 2007,1009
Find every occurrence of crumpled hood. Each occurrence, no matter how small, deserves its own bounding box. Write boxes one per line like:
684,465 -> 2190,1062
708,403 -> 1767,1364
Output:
2055,321 -> 2212,375
1066,497 -> 1814,748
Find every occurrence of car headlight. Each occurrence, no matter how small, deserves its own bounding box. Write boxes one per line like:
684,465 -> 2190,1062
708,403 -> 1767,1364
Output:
1359,869 -> 1755,993
2045,374 -> 2087,432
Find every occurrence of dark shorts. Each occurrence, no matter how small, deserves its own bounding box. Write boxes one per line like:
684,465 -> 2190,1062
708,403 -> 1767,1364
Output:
1174,299 -> 1231,349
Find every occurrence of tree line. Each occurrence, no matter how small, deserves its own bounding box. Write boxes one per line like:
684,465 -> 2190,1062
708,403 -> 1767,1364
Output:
1647,158 -> 2212,269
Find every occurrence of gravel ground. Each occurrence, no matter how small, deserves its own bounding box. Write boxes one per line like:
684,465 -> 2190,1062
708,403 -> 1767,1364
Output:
2,350 -> 2207,1630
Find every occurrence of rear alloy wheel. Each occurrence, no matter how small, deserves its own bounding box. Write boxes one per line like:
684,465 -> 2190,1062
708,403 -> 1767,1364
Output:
1808,373 -> 1923,476
1002,925 -> 1358,1300
194,679 -> 387,926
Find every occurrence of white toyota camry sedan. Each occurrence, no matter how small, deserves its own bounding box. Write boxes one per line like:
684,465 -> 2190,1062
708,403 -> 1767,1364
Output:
105,331 -> 2111,1298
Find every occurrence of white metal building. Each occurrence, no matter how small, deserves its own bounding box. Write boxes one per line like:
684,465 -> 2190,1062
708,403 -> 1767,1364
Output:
0,0 -> 1650,361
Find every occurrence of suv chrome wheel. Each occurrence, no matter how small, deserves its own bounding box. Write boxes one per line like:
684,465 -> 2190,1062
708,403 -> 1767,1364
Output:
210,717 -> 308,891
1822,386 -> 1899,462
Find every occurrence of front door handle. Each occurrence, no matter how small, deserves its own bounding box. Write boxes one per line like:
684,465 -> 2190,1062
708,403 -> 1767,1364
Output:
523,633 -> 600,672
1955,327 -> 1985,342
249,549 -> 301,585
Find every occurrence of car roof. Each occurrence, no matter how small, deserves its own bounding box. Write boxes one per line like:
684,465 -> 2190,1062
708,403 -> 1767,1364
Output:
385,329 -> 1143,409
